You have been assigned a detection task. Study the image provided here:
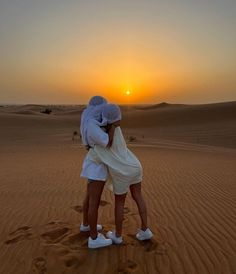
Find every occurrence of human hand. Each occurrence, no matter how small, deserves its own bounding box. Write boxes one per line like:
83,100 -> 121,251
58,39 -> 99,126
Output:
85,145 -> 91,151
112,120 -> 121,127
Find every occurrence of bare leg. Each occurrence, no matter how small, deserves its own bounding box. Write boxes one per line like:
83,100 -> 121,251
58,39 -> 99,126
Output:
114,193 -> 127,237
88,181 -> 105,239
82,185 -> 89,226
130,183 -> 148,231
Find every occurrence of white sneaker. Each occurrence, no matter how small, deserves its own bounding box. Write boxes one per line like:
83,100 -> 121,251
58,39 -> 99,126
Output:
88,233 -> 112,249
106,231 -> 123,244
136,228 -> 153,241
80,223 -> 102,232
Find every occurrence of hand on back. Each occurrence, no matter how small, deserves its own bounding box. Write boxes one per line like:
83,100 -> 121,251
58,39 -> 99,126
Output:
112,120 -> 121,128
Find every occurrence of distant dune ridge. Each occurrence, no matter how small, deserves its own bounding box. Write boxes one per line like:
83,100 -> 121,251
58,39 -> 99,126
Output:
0,101 -> 236,273
123,101 -> 236,126
0,101 -> 235,148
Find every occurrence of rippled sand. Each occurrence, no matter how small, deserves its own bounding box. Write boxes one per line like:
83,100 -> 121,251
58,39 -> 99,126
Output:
0,102 -> 236,274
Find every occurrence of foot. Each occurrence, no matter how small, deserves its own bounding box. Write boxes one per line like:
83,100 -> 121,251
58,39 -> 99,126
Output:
80,223 -> 102,232
136,228 -> 153,241
88,233 -> 112,249
106,231 -> 123,244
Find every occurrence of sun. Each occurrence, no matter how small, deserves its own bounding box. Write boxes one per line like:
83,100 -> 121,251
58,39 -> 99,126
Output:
126,90 -> 131,96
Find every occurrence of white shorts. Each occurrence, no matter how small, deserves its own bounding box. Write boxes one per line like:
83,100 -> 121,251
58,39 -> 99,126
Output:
80,152 -> 108,181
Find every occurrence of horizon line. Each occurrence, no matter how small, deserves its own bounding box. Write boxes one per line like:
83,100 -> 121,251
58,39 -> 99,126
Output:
1,100 -> 236,107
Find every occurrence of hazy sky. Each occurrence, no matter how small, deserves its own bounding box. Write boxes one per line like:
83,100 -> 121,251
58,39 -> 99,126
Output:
0,0 -> 235,104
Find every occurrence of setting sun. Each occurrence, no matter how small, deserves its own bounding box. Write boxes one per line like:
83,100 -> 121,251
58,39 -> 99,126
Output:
126,90 -> 131,96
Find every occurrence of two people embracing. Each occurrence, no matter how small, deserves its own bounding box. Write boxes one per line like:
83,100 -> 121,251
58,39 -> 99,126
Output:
80,96 -> 153,249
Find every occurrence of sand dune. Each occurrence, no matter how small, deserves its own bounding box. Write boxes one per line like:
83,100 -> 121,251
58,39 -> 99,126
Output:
123,101 -> 236,127
0,101 -> 236,273
0,145 -> 235,274
0,104 -> 85,115
123,101 -> 236,149
1,101 -> 235,148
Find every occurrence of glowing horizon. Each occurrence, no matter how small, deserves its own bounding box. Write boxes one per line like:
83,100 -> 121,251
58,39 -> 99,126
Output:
0,0 -> 236,104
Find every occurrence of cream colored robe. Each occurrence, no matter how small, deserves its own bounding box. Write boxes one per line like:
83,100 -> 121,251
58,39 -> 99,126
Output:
87,127 -> 142,194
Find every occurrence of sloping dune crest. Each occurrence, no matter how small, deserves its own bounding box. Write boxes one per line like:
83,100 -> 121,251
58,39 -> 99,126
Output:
123,101 -> 236,127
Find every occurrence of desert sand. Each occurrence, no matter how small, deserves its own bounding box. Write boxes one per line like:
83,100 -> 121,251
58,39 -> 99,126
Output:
0,102 -> 236,274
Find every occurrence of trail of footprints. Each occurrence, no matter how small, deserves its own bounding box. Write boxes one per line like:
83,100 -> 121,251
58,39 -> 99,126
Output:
4,203 -> 165,273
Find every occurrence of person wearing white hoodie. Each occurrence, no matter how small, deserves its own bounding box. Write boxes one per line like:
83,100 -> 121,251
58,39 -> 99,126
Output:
80,96 -> 112,249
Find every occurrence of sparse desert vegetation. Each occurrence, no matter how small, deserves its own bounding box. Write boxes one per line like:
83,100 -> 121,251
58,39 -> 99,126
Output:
41,108 -> 52,114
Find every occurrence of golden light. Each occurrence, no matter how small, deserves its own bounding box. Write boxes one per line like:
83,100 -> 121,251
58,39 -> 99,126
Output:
126,90 -> 131,96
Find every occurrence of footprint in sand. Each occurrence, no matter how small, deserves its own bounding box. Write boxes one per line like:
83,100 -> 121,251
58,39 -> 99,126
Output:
46,221 -> 67,226
126,234 -> 165,254
99,200 -> 110,206
118,260 -> 138,273
63,254 -> 83,268
61,232 -> 88,249
71,205 -> 83,213
31,257 -> 47,274
44,235 -> 87,269
5,226 -> 33,244
140,239 -> 167,255
72,200 -> 109,213
41,227 -> 70,244
124,207 -> 131,214
140,239 -> 159,252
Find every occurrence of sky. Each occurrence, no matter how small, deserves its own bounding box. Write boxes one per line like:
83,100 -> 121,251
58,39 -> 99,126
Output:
0,0 -> 235,104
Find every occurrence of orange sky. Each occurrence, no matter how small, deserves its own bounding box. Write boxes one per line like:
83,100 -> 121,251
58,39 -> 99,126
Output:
0,0 -> 235,104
